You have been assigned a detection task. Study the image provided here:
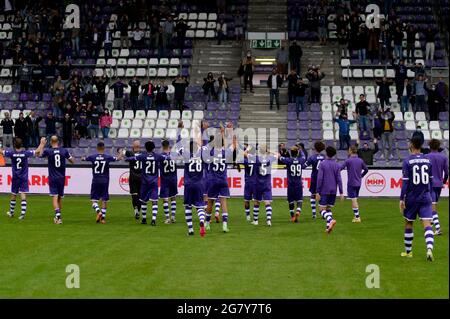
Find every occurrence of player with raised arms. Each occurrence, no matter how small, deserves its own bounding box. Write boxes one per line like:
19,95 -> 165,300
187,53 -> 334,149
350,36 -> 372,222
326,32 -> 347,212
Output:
159,139 -> 179,224
340,145 -> 368,223
400,136 -> 435,261
426,139 -> 448,236
124,140 -> 143,220
242,143 -> 257,222
36,136 -> 75,224
82,142 -> 122,224
278,145 -> 307,223
305,141 -> 326,219
316,146 -> 343,234
0,137 -> 46,220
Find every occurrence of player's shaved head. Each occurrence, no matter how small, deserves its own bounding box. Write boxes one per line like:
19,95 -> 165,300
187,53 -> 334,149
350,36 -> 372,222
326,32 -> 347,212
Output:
429,139 -> 440,151
314,141 -> 325,153
325,146 -> 337,158
410,136 -> 423,151
50,136 -> 59,147
132,140 -> 140,151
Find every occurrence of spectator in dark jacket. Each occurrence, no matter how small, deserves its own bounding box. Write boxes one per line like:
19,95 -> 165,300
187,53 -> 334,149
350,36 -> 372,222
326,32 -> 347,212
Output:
294,78 -> 308,114
172,75 -> 189,111
0,112 -> 14,147
425,84 -> 443,121
357,139 -> 379,165
287,69 -> 299,103
355,94 -> 370,132
278,143 -> 290,165
306,66 -> 325,103
203,72 -> 216,103
45,112 -> 57,142
110,78 -> 128,111
379,108 -> 397,160
155,81 -> 169,111
217,73 -> 232,107
375,77 -> 394,110
25,110 -> 42,148
267,68 -> 283,110
61,113 -> 75,148
411,125 -> 425,146
94,75 -> 108,108
141,81 -> 155,111
128,76 -> 141,115
18,60 -> 32,93
14,112 -> 29,148
394,59 -> 408,100
399,78 -> 413,114
289,41 -> 303,74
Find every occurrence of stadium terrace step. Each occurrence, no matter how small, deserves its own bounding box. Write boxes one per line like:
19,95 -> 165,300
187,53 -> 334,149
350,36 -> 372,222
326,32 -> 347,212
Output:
247,0 -> 287,32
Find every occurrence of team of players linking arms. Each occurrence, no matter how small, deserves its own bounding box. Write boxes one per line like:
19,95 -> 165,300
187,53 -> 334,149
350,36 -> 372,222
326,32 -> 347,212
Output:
0,121 -> 448,261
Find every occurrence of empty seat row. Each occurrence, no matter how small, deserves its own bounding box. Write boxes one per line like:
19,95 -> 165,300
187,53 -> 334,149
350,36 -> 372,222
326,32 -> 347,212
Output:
342,68 -> 417,79
108,127 -> 191,139
94,67 -> 179,78
96,57 -> 180,67
178,13 -> 217,21
112,110 -> 204,120
111,118 -> 200,130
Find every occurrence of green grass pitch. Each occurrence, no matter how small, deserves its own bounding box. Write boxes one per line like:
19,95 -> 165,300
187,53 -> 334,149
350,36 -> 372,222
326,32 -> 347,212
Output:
0,195 -> 448,299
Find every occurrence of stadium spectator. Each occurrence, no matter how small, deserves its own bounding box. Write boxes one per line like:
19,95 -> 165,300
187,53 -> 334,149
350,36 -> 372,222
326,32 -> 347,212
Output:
337,28 -> 349,59
175,18 -> 189,49
119,14 -> 130,49
294,78 -> 308,114
435,78 -> 449,110
0,112 -> 14,148
129,76 -> 141,115
287,69 -> 299,103
163,16 -> 175,53
334,112 -> 356,150
424,26 -> 435,63
242,50 -> 255,93
379,108 -> 397,161
392,26 -> 404,64
276,45 -> 289,78
25,111 -> 42,148
394,59 -> 408,100
412,75 -> 427,112
61,113 -> 75,148
216,19 -> 227,45
45,112 -> 57,142
367,27 -> 379,64
141,80 -> 155,111
317,6 -> 328,45
87,104 -> 101,139
378,25 -> 389,64
297,143 -> 308,159
110,78 -> 128,112
278,143 -> 290,165
426,84 -> 443,121
203,72 -> 217,103
131,27 -> 145,48
405,25 -> 416,63
95,75 -> 108,109
18,60 -> 32,93
411,125 -> 425,146
335,98 -> 349,117
234,10 -> 244,42
14,112 -> 28,148
155,81 -> 169,111
375,77 -> 394,110
289,3 -> 301,32
172,75 -> 189,111
100,109 -> 112,139
355,94 -> 370,132
150,16 -> 161,49
289,41 -> 302,74
357,139 -> 379,166
217,73 -> 232,107
399,78 -> 413,114
103,28 -> 113,59
306,65 -> 325,103
74,106 -> 88,139
267,68 -> 283,110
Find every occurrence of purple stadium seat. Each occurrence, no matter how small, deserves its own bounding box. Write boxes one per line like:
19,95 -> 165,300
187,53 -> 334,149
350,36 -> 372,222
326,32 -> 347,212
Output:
311,131 -> 321,140
298,130 -> 309,139
395,131 -> 407,140
439,112 -> 449,121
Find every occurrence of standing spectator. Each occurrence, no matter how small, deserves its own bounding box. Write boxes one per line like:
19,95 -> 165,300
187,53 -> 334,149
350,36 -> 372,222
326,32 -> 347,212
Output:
155,81 -> 169,111
217,73 -> 232,107
275,45 -> 289,78
87,104 -> 100,139
317,6 -> 328,45
131,27 -> 145,48
25,110 -> 42,148
100,109 -> 112,139
278,143 -> 290,165
110,78 -> 128,111
424,26 -> 435,64
267,68 -> 283,110
216,19 -> 227,45
290,3 -> 301,32
289,41 -> 302,74
103,28 -> 113,59
375,77 -> 393,110
172,75 -> 189,111
426,84 -> 443,121
367,27 -> 379,64
175,18 -> 189,49
392,26 -> 404,64
234,10 -> 244,42
150,17 -> 161,49
74,107 -> 88,139
242,50 -> 255,93
379,107 -> 397,161
306,65 -> 325,103
355,94 -> 370,132
394,59 -> 408,100
162,16 -> 175,53
399,78 -> 413,114
45,112 -> 57,142
203,72 -> 217,103
337,28 -> 349,58
411,125 -> 425,146
95,75 -> 108,108
18,60 -> 32,93
357,139 -> 379,166
119,15 -> 130,49
141,80 -> 155,111
405,25 -> 416,63
71,25 -> 80,56
378,25 -> 389,64
334,112 -> 356,150
14,112 -> 28,148
0,112 -> 14,147
287,69 -> 299,103
372,111 -> 383,141
412,75 -> 427,112
61,113 -> 75,148
294,78 -> 308,114
128,76 -> 141,115
297,143 -> 308,159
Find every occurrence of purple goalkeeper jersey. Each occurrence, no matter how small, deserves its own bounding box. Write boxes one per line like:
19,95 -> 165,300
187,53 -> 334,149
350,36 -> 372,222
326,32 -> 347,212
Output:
159,151 -> 177,184
316,158 -> 343,195
4,149 -> 34,180
85,153 -> 118,183
279,156 -> 306,186
305,153 -> 325,180
340,155 -> 368,187
131,152 -> 161,184
426,151 -> 449,188
400,154 -> 433,202
41,147 -> 72,180
244,156 -> 257,185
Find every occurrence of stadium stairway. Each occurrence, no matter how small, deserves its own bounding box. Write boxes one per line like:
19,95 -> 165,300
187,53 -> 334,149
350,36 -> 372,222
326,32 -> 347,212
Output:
238,87 -> 288,143
190,40 -> 243,86
300,41 -> 337,87
247,0 -> 287,32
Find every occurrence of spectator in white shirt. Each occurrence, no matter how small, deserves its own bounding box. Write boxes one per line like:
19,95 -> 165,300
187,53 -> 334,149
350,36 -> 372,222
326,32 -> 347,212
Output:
132,27 -> 145,48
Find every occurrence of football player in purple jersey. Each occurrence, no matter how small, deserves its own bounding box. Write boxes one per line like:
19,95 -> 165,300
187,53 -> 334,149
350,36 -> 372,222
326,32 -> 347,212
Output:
1,137 -> 46,220
400,136 -> 435,261
304,141 -> 326,219
36,136 -> 75,224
